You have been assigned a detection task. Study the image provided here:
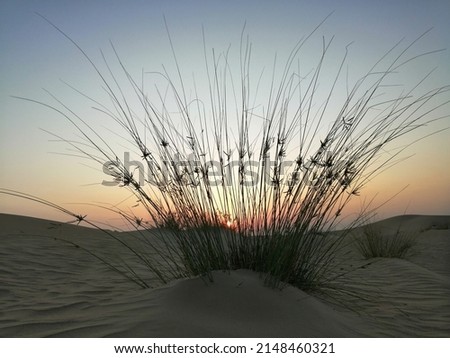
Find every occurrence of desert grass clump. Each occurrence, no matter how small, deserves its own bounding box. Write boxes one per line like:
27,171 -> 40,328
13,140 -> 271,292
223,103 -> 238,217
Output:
4,16 -> 450,292
356,224 -> 416,259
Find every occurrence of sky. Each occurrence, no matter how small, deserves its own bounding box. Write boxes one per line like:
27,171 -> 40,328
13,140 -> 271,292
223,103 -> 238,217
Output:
1,0 -> 449,228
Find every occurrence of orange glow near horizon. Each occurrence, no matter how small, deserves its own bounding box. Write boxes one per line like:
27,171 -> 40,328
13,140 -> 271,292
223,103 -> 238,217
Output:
2,123 -> 450,231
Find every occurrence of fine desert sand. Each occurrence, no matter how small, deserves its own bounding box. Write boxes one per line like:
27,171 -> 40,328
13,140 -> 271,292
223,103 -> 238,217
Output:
0,213 -> 449,337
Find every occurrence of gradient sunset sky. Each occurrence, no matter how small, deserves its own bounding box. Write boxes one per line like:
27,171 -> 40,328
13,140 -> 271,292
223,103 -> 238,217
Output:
1,0 -> 449,227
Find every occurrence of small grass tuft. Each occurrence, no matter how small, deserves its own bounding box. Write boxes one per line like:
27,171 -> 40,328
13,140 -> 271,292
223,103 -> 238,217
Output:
356,224 -> 416,259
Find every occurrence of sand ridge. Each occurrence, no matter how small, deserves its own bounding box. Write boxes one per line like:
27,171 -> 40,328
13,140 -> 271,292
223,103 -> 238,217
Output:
0,213 -> 449,337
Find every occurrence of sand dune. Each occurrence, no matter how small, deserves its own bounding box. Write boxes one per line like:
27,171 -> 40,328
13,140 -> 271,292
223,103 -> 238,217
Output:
0,213 -> 449,337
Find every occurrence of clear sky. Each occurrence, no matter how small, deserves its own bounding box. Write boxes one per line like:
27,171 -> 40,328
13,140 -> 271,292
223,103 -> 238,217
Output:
1,0 -> 449,227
